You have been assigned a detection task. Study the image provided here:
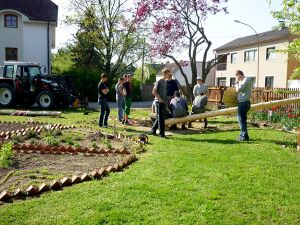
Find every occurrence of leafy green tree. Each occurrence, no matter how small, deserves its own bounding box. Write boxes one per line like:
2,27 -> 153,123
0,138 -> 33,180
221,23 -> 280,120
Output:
272,0 -> 300,79
68,0 -> 146,80
134,64 -> 164,84
51,47 -> 74,75
70,6 -> 104,68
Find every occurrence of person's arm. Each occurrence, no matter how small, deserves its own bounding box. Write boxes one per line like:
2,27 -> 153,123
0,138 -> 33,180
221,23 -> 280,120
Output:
237,79 -> 250,93
102,87 -> 109,95
204,85 -> 208,94
193,85 -> 198,97
118,84 -> 125,96
152,82 -> 164,103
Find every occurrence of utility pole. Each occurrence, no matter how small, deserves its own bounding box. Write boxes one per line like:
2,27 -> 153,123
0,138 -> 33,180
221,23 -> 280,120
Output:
141,37 -> 146,84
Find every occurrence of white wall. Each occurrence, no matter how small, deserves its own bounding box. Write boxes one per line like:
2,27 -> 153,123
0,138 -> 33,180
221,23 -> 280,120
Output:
0,11 -> 24,65
0,10 -> 56,74
215,39 -> 290,88
23,22 -> 49,74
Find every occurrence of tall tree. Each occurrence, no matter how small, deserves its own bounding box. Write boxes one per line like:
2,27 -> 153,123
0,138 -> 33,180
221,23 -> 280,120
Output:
70,6 -> 103,68
135,0 -> 228,101
272,0 -> 300,79
69,0 -> 146,79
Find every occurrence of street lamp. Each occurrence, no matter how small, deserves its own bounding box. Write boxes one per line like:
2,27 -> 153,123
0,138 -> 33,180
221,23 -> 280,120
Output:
234,20 -> 260,87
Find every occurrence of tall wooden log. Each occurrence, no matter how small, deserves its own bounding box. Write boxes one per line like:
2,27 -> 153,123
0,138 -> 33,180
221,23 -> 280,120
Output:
0,110 -> 62,117
165,97 -> 300,126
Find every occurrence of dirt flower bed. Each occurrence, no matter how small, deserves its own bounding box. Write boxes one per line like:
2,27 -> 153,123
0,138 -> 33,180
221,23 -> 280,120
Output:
0,125 -> 138,201
0,152 -> 127,192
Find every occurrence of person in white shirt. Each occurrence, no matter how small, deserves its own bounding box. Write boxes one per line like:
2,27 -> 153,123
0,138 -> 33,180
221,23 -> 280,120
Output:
193,76 -> 208,98
235,70 -> 252,141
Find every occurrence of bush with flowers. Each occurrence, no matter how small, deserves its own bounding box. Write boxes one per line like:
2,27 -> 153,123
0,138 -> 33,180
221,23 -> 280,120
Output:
251,106 -> 300,131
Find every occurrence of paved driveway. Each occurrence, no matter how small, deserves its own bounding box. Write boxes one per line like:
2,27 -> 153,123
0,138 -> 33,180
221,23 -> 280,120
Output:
88,101 -> 153,110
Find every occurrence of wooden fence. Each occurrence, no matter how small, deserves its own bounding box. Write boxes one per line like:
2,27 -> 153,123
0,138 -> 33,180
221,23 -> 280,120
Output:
207,87 -> 300,111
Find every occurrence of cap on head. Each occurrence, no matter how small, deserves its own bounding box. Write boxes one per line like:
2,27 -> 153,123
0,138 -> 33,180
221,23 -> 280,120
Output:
196,76 -> 202,80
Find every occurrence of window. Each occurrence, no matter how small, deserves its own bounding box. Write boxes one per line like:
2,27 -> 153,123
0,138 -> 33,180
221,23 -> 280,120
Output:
5,48 -> 18,61
265,76 -> 274,88
217,77 -> 226,87
248,77 -> 256,88
216,54 -> 227,71
4,65 -> 14,78
266,47 -> 276,60
230,78 -> 236,87
4,14 -> 18,28
231,53 -> 237,63
244,49 -> 257,62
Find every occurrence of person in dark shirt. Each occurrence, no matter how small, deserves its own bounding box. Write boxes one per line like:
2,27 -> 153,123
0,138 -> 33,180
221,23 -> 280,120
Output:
98,73 -> 110,128
150,69 -> 169,138
166,74 -> 179,106
122,74 -> 133,125
166,73 -> 179,129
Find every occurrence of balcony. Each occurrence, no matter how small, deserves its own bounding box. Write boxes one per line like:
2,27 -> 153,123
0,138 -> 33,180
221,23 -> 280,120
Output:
217,63 -> 227,71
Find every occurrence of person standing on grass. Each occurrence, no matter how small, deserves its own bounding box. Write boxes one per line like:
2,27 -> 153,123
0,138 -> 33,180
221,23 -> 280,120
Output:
115,77 -> 125,122
98,73 -> 110,128
151,69 -> 169,139
123,74 -> 133,125
189,92 -> 208,128
193,76 -> 208,98
235,70 -> 252,141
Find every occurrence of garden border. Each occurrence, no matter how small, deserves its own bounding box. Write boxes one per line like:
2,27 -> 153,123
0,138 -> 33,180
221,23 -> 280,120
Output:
0,122 -> 144,204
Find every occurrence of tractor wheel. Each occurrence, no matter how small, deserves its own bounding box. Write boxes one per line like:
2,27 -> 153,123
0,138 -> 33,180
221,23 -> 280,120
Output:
0,83 -> 16,107
37,91 -> 54,109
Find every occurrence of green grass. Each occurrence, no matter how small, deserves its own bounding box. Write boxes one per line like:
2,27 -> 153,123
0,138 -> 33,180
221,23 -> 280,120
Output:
0,109 -> 299,224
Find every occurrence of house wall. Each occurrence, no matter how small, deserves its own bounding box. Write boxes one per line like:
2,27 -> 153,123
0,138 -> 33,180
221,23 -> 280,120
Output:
0,10 -> 56,74
215,39 -> 294,88
0,11 -> 24,65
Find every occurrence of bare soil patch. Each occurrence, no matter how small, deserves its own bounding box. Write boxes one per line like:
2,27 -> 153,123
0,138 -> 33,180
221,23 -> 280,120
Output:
0,152 -> 127,192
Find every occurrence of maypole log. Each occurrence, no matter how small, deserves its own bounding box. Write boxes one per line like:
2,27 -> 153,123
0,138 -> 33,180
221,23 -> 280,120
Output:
165,97 -> 300,126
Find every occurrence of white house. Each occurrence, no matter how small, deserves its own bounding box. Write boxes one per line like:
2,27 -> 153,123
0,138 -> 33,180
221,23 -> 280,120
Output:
0,0 -> 58,75
214,27 -> 299,88
156,61 -> 216,86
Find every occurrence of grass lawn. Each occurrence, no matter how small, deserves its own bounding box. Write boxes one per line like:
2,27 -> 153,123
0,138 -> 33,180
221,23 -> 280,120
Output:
0,109 -> 299,224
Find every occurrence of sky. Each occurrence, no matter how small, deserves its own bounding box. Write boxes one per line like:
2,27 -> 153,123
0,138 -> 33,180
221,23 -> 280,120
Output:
52,0 -> 283,61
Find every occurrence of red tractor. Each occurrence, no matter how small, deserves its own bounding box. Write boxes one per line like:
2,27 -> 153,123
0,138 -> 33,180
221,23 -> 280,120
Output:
0,62 -> 79,109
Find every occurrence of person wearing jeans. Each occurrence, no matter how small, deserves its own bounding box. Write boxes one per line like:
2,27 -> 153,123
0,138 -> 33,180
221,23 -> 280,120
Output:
235,70 -> 252,141
115,77 -> 125,122
151,68 -> 169,138
98,73 -> 110,128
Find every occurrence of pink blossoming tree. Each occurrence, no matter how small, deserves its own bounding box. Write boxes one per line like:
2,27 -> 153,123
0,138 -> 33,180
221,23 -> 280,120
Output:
135,0 -> 228,100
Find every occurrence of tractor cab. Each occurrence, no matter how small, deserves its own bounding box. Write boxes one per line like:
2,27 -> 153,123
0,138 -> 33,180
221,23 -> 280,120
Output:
0,61 -> 80,109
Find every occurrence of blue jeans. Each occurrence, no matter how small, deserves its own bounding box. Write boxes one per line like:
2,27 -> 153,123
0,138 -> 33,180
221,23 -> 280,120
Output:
99,98 -> 110,126
151,102 -> 166,137
237,101 -> 251,140
117,98 -> 125,121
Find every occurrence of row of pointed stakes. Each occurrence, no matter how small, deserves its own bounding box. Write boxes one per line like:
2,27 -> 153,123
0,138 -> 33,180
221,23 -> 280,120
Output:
0,122 -> 144,146
0,154 -> 136,203
13,143 -> 132,155
0,123 -> 75,139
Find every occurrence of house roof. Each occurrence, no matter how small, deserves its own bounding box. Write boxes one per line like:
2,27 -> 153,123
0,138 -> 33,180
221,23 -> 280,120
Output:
215,28 -> 290,52
0,0 -> 58,23
156,63 -> 179,76
156,62 -> 206,77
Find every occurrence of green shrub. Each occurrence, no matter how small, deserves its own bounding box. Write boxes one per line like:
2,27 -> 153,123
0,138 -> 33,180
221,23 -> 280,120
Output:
0,143 -> 13,168
44,136 -> 59,146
